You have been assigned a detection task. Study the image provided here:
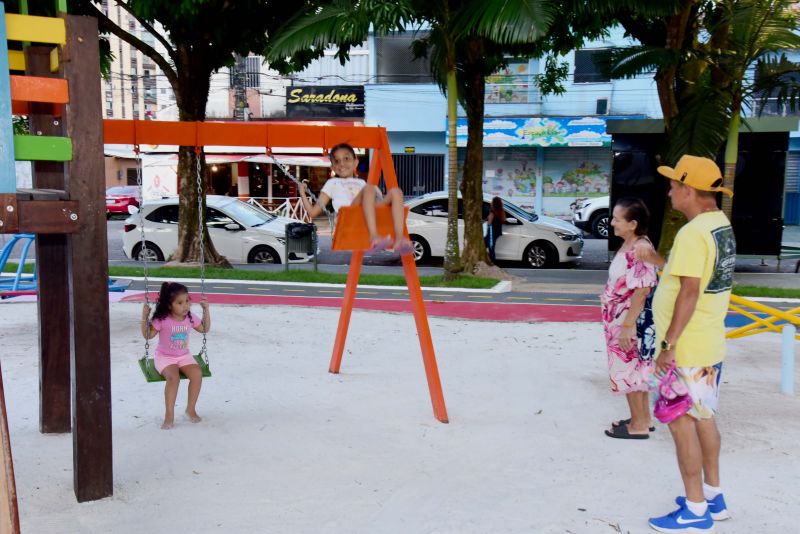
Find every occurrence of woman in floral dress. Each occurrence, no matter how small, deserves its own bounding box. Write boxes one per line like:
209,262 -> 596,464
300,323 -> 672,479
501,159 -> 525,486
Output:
601,197 -> 659,439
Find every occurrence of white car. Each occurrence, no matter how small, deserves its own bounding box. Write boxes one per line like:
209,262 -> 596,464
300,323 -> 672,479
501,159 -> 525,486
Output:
571,195 -> 609,239
122,196 -> 313,264
405,193 -> 583,268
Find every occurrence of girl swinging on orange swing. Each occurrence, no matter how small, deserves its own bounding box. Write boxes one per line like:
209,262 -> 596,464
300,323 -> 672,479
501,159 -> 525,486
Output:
298,143 -> 414,255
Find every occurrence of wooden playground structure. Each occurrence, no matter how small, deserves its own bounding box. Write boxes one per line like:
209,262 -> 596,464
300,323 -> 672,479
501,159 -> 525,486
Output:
0,3 -> 447,529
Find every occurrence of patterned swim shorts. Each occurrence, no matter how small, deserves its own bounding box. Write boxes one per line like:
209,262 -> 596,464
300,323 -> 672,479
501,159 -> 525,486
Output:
675,362 -> 723,420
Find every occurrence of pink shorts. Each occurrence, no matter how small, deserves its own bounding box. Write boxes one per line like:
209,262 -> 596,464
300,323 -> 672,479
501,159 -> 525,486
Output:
155,353 -> 198,374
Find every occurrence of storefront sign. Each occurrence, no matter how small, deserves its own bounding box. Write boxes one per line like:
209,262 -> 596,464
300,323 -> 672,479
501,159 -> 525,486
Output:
404,146 -> 416,153
286,85 -> 365,118
452,116 -> 644,148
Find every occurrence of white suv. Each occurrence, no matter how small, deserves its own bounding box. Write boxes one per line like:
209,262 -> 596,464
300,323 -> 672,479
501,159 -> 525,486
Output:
122,196 -> 313,264
571,195 -> 609,239
405,193 -> 583,268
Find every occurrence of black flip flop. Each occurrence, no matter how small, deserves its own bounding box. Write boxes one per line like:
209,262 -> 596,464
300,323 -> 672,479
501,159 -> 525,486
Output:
605,424 -> 649,440
612,418 -> 655,432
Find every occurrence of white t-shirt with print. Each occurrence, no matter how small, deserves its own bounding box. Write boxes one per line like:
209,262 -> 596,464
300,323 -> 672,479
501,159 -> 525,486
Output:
320,177 -> 366,213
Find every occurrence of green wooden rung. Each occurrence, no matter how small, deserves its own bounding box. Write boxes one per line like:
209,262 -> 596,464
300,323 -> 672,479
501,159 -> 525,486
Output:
13,134 -> 72,161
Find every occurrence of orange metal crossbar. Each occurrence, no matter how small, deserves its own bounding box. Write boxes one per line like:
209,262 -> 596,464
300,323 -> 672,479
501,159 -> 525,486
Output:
102,119 -> 384,149
100,119 -> 448,422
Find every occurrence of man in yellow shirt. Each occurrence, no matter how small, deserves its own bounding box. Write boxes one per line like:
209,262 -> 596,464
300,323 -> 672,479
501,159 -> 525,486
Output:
639,155 -> 736,533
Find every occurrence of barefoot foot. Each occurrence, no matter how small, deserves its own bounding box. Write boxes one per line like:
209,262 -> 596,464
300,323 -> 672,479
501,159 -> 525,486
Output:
161,419 -> 174,430
185,410 -> 202,423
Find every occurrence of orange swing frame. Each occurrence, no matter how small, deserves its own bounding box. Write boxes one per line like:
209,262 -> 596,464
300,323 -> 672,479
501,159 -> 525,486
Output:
104,120 -> 449,423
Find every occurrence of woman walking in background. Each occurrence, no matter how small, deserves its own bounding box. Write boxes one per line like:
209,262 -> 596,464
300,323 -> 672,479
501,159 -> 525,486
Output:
601,197 -> 659,439
485,196 -> 506,263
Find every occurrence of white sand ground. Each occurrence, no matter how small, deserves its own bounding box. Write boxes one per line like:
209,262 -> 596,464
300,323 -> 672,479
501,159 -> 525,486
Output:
0,301 -> 798,534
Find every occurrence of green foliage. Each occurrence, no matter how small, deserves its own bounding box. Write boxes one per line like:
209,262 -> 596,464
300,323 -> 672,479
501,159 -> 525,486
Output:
12,116 -> 29,136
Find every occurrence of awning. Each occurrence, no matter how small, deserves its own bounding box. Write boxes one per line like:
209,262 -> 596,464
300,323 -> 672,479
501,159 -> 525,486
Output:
244,154 -> 331,168
113,152 -> 332,168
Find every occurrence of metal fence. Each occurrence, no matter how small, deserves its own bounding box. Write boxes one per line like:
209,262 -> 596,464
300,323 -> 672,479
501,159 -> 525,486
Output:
391,154 -> 445,197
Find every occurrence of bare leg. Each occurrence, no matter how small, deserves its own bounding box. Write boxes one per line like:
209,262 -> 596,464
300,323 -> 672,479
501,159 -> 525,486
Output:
695,417 -> 721,487
181,364 -> 203,423
668,414 -> 704,504
161,365 -> 180,429
626,391 -> 650,434
355,184 -> 381,241
639,390 -> 652,429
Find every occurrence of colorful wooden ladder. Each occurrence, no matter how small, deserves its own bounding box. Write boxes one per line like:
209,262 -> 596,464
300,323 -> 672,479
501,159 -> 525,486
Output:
103,120 -> 449,423
2,0 -> 114,507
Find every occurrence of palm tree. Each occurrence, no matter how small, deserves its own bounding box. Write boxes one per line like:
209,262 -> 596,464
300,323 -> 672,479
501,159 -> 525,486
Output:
707,0 -> 800,217
268,0 -> 553,277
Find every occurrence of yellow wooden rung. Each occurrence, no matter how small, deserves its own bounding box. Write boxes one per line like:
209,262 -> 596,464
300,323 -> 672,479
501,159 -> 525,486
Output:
5,13 -> 66,45
50,46 -> 59,72
7,50 -> 24,71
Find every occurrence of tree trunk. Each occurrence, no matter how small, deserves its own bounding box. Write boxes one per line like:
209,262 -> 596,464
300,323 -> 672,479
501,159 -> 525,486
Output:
721,108 -> 740,219
443,64 -> 462,278
655,0 -> 702,255
460,39 -> 490,272
171,44 -> 229,267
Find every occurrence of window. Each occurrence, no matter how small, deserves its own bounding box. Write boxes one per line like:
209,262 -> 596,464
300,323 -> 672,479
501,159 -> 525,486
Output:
126,168 -> 138,185
375,33 -> 433,83
229,55 -> 261,89
410,199 -> 449,218
146,205 -> 179,224
574,49 -> 610,83
206,208 -> 235,228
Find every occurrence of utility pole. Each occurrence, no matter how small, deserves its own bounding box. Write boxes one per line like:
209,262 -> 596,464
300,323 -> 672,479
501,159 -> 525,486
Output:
232,54 -> 248,121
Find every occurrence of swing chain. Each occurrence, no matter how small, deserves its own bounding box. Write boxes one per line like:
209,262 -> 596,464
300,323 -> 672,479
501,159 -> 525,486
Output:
195,149 -> 208,363
266,153 -> 334,229
135,145 -> 150,358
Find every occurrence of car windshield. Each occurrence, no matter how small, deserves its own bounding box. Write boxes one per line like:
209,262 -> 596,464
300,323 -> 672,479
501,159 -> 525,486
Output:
218,199 -> 275,227
107,186 -> 137,195
502,200 -> 537,222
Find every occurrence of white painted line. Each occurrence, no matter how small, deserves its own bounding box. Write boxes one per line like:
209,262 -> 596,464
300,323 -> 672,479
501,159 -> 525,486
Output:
118,276 -> 513,293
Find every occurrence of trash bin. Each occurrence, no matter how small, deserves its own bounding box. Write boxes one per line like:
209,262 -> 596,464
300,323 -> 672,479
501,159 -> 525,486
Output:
284,222 -> 317,272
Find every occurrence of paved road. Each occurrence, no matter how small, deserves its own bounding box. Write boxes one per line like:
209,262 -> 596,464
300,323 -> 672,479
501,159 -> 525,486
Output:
2,217 -> 799,276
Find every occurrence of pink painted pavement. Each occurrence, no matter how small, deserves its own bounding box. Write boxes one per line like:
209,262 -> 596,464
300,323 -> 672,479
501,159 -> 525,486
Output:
121,292 -> 601,323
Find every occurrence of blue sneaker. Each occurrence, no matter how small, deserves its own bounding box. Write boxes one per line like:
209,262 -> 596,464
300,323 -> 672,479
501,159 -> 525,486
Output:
676,494 -> 731,521
649,502 -> 714,532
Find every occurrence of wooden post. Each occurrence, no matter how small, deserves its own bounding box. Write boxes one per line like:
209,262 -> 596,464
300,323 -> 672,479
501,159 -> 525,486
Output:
26,45 -> 72,434
61,14 -> 113,502
0,362 -> 21,534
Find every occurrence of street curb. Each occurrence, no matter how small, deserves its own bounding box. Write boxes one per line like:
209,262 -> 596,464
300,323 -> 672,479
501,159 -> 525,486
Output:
116,276 -> 513,294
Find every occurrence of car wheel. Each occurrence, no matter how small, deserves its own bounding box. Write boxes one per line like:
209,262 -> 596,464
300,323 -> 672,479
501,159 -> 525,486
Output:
409,235 -> 430,263
590,210 -> 609,239
132,242 -> 164,262
523,241 -> 556,269
248,245 -> 281,264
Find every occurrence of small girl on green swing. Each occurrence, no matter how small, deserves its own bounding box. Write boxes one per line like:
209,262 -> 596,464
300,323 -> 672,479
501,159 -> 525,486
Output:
141,282 -> 211,429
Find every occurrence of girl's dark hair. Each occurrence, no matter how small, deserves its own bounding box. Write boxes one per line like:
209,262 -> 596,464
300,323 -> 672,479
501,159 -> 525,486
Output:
152,282 -> 191,320
491,196 -> 506,223
328,143 -> 356,163
615,197 -> 650,236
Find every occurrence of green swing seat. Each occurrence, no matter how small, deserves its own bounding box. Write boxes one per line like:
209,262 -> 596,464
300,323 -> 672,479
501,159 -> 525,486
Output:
138,353 -> 212,383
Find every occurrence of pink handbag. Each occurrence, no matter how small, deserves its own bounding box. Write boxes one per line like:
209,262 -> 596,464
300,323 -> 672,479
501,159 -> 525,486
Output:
653,363 -> 693,424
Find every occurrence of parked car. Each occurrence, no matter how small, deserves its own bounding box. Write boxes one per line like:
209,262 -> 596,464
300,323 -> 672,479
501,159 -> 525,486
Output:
571,195 -> 609,239
405,193 -> 583,268
106,186 -> 140,219
122,196 -> 313,264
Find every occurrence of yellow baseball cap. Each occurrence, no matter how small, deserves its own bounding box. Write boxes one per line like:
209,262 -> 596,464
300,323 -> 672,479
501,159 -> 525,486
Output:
657,155 -> 733,197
